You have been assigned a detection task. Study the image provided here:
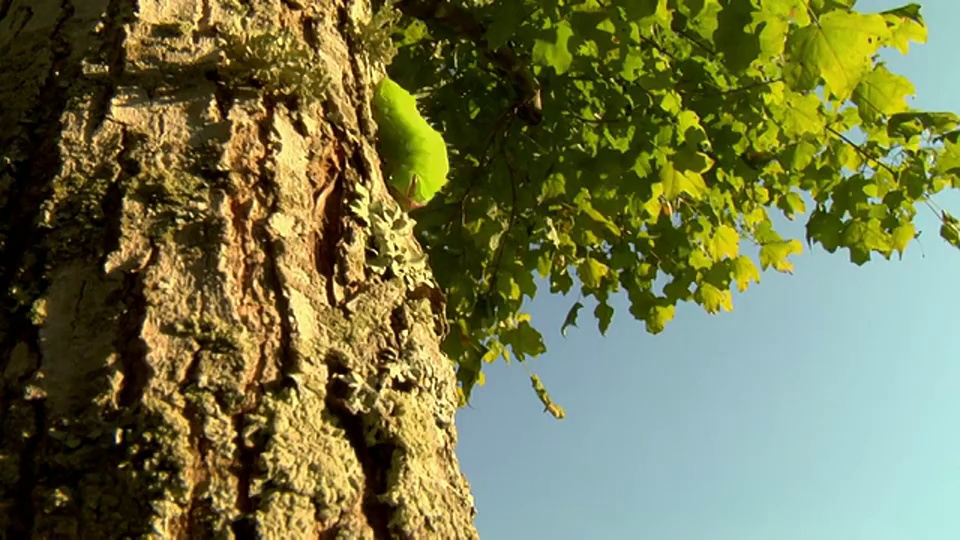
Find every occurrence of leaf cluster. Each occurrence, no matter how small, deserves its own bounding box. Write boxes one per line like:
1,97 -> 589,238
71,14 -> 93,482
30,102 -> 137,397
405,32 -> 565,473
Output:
385,0 -> 960,411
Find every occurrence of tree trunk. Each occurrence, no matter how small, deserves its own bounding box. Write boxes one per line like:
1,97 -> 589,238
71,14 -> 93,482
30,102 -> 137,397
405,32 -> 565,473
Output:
0,1 -> 477,538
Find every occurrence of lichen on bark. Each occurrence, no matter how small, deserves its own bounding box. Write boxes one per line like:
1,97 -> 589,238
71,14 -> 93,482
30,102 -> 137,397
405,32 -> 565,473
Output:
0,0 -> 477,538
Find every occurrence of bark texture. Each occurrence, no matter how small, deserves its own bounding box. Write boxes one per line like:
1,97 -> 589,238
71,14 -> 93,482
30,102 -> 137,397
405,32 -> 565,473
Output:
0,0 -> 477,538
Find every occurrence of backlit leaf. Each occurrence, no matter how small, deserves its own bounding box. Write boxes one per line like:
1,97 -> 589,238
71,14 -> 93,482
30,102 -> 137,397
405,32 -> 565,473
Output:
710,225 -> 740,260
891,222 -> 915,257
881,3 -> 927,53
698,283 -> 733,314
760,239 -> 803,274
784,11 -> 889,100
853,64 -> 915,123
579,257 -> 610,289
533,21 -> 574,74
732,256 -> 761,292
645,304 -> 675,334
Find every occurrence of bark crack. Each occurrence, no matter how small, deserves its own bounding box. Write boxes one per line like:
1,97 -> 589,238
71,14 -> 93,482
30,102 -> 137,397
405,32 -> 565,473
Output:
9,400 -> 45,538
0,5 -> 80,530
313,148 -> 344,308
5,333 -> 44,539
324,354 -> 396,538
255,99 -> 298,378
104,124 -> 154,407
86,0 -> 133,141
224,98 -> 292,538
101,127 -> 142,265
0,0 -> 76,331
230,409 -> 263,540
180,387 -> 214,539
113,242 -> 156,407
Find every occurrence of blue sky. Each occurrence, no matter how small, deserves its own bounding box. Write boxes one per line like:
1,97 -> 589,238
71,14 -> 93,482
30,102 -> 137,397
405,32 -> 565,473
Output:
455,1 -> 960,538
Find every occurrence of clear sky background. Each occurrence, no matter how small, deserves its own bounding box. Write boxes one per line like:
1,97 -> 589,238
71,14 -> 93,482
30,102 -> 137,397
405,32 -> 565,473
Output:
454,1 -> 960,538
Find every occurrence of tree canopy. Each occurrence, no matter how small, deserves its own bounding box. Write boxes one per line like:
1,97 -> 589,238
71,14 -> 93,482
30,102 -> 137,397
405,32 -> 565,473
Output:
381,0 -> 959,414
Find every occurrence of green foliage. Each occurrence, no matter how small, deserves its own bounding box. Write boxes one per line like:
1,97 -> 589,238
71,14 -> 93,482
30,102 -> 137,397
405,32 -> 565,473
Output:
384,0 -> 960,410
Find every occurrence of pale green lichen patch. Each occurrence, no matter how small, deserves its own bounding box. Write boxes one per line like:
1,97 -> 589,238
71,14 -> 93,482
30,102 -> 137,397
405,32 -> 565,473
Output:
38,172 -> 114,265
128,170 -> 214,238
350,182 -> 434,289
218,28 -> 330,103
251,378 -> 373,536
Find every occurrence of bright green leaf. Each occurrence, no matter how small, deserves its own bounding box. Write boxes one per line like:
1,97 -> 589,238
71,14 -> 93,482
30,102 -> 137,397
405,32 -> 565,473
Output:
779,191 -> 806,220
934,141 -> 960,176
732,256 -> 761,292
783,141 -> 818,170
690,249 -> 713,270
698,283 -> 733,314
881,3 -> 927,54
660,160 -> 708,200
481,341 -> 503,363
841,219 -> 893,264
533,21 -> 574,74
759,239 -> 803,274
891,222 -> 915,256
853,64 -> 915,123
784,11 -> 889,100
645,304 -> 675,334
780,91 -> 825,136
710,225 -> 740,260
541,173 -> 566,200
578,257 -> 610,289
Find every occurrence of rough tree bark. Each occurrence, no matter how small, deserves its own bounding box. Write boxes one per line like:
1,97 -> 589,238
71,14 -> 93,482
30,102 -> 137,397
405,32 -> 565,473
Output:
0,1 -> 477,538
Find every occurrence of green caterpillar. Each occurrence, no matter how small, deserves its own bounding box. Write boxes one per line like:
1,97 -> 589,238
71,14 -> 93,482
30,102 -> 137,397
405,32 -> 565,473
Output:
371,77 -> 449,209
